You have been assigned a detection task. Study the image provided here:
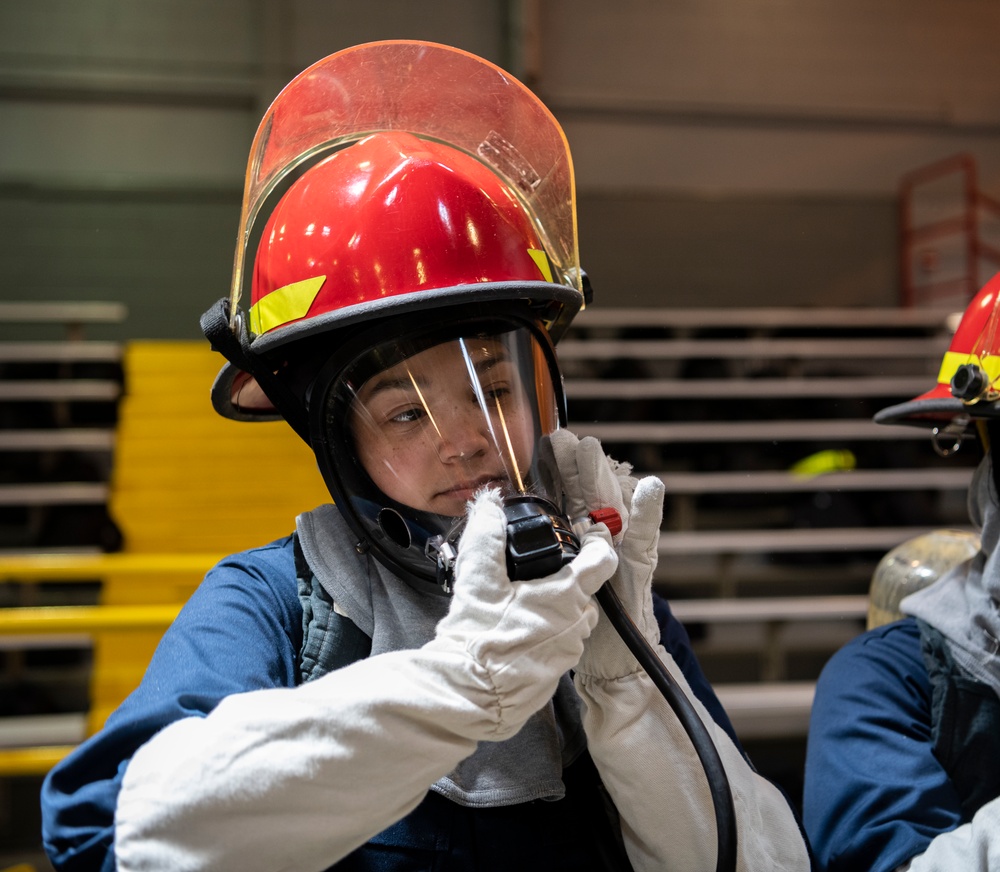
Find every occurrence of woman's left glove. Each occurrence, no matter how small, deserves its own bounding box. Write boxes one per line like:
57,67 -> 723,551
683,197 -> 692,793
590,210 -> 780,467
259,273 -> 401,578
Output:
549,430 -> 812,871
548,429 -> 664,679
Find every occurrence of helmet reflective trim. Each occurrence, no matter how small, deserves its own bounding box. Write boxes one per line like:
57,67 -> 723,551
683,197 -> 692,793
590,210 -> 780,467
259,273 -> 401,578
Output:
527,249 -> 554,284
249,275 -> 326,335
245,248 -> 555,339
946,357 -> 1000,404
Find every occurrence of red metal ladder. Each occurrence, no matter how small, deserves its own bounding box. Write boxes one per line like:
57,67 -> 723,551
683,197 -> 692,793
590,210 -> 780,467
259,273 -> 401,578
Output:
899,152 -> 1000,307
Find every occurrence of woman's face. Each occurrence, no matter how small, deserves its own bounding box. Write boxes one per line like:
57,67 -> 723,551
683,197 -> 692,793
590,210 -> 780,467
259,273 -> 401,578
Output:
349,337 -> 538,517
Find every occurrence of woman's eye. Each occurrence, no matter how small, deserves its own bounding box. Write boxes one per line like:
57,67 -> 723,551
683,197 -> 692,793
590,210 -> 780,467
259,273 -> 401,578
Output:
390,406 -> 424,424
484,384 -> 512,403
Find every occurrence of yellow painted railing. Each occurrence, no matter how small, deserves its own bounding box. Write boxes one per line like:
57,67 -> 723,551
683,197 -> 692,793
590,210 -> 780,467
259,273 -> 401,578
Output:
0,552 -> 222,583
0,745 -> 79,778
0,599 -> 186,775
0,604 -> 182,634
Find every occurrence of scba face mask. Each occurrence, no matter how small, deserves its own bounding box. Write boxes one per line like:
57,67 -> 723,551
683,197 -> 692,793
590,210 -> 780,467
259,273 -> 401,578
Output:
310,315 -> 576,594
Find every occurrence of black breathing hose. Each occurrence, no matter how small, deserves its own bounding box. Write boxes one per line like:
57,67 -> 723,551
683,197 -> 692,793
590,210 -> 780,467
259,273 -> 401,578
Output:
491,495 -> 738,871
594,583 -> 738,872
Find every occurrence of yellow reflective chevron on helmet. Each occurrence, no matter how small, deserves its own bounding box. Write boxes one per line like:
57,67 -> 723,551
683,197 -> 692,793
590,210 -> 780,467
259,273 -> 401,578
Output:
527,249 -> 553,283
249,276 -> 326,335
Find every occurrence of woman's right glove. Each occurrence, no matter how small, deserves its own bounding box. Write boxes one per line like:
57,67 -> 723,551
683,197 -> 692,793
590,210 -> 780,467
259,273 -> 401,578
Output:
426,486 -> 618,739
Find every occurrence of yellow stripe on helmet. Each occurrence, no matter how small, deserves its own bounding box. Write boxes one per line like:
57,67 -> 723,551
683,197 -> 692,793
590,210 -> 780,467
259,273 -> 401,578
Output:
937,350 -> 1000,388
527,249 -> 554,284
249,276 -> 326,335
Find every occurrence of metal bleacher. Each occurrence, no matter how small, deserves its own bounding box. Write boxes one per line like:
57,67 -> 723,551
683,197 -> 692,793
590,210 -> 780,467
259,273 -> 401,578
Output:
0,301 -> 973,765
561,304 -> 974,736
0,302 -> 125,866
0,303 -> 126,782
0,303 -> 124,541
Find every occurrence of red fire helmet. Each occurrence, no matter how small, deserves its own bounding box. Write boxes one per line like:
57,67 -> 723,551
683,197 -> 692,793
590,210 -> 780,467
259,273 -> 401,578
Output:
875,272 -> 1000,428
248,131 -> 560,344
202,40 -> 587,437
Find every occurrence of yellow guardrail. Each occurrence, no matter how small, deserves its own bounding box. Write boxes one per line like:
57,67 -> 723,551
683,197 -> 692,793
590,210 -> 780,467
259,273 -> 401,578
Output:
0,604 -> 182,634
0,552 -> 222,582
0,745 -> 79,777
0,601 -> 183,776
0,590 -> 191,777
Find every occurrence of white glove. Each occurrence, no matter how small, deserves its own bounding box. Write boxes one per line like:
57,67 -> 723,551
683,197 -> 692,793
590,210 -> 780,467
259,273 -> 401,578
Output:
902,793 -> 1000,871
115,487 -> 619,872
549,429 -> 663,678
426,487 -> 619,738
550,429 -> 811,872
549,428 -> 635,545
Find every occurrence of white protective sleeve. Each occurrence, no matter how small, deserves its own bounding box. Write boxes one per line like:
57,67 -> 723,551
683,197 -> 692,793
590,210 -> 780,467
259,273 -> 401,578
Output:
551,430 -> 810,871
896,794 -> 1000,872
114,490 -> 617,872
576,644 -> 811,872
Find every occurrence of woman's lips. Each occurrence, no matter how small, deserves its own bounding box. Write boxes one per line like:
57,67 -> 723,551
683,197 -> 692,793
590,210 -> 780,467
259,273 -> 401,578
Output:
439,475 -> 506,502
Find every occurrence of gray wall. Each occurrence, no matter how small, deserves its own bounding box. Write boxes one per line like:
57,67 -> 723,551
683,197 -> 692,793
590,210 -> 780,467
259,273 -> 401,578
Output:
2,1 -> 999,337
578,193 -> 897,309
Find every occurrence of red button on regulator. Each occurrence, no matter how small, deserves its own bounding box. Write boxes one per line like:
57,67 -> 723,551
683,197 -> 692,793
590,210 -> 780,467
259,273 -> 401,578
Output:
588,507 -> 623,537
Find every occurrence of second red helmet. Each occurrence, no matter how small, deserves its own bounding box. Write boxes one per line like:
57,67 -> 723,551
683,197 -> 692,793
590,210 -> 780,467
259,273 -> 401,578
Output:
876,272 -> 1000,427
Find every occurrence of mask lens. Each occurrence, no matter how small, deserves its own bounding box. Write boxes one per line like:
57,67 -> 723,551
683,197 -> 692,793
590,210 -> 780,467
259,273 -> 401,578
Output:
316,320 -> 563,587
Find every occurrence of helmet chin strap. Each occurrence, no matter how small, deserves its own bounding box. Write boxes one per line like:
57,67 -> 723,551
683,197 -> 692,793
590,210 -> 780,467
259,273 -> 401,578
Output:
200,297 -> 312,443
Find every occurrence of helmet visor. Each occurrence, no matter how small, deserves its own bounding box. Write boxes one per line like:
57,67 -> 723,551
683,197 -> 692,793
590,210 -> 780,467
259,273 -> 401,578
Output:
313,319 -> 563,585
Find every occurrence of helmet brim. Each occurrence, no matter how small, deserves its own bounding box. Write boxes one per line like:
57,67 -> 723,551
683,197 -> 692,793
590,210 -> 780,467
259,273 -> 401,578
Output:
250,281 -> 581,357
874,382 -> 1000,427
209,281 -> 582,423
210,363 -> 283,422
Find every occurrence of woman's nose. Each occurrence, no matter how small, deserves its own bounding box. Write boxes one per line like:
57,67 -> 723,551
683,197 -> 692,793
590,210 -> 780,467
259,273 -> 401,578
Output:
435,404 -> 492,461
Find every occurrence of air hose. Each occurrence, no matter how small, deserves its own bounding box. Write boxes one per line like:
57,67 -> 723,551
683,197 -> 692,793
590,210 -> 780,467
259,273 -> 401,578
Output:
595,582 -> 737,872
469,495 -> 739,871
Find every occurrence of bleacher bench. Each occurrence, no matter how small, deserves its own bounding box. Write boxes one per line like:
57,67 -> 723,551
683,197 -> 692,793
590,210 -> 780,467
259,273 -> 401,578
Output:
0,304 -> 975,769
0,341 -> 330,773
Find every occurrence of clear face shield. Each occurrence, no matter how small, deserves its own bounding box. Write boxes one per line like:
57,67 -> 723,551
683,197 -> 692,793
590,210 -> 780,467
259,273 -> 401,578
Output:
310,317 -> 575,592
